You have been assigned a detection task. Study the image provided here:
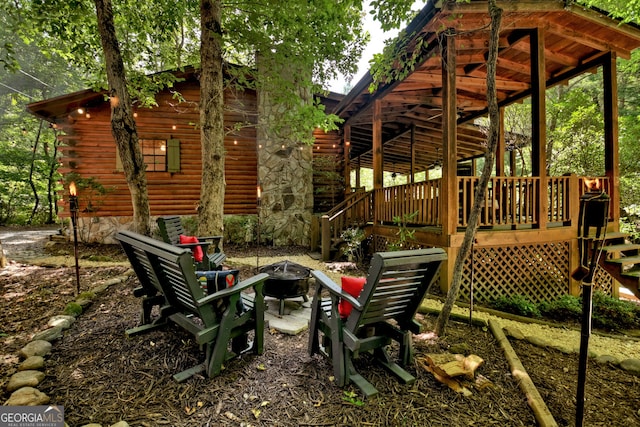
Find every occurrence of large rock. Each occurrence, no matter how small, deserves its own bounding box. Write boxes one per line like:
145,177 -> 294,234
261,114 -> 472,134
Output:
620,358 -> 640,376
19,356 -> 45,371
4,386 -> 49,406
19,340 -> 52,358
48,314 -> 76,329
32,325 -> 64,342
6,370 -> 46,392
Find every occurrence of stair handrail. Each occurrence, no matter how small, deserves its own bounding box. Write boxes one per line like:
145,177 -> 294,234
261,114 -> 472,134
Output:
325,187 -> 367,218
321,189 -> 373,261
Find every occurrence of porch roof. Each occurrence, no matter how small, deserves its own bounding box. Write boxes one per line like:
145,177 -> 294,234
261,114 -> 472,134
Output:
332,0 -> 640,176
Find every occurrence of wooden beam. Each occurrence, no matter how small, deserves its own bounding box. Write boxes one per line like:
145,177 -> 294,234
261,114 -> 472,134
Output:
497,107 -> 505,176
442,30 -> 458,239
603,51 -> 619,226
372,99 -> 383,191
531,27 -> 548,230
411,124 -> 416,183
344,124 -> 351,192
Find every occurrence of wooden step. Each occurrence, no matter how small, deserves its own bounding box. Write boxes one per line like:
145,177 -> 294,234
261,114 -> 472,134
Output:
605,255 -> 640,266
601,243 -> 640,253
622,270 -> 640,279
588,231 -> 629,241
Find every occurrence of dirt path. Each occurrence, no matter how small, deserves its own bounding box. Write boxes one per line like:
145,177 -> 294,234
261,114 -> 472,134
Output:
0,225 -> 61,261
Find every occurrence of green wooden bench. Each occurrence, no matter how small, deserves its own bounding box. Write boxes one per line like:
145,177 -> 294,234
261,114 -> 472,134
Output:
116,230 -> 268,382
308,248 -> 447,397
156,215 -> 225,271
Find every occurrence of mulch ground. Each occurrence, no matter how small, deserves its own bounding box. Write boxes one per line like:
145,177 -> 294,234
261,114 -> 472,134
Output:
1,239 -> 639,426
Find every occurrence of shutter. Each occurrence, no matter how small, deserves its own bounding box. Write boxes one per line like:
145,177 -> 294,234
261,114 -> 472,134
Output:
167,138 -> 180,173
115,148 -> 123,171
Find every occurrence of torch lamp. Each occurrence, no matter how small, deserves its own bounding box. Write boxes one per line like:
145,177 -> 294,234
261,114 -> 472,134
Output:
69,182 -> 81,296
256,184 -> 262,272
571,179 -> 609,427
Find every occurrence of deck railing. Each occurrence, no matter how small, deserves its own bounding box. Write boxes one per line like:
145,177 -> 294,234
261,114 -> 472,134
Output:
321,175 -> 609,259
320,189 -> 373,260
375,180 -> 441,226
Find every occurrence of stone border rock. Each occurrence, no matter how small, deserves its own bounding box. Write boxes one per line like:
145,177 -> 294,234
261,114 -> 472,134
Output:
3,271 -> 133,427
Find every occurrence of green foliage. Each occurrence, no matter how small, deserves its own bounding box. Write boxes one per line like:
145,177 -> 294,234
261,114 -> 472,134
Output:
62,173 -> 113,214
490,291 -> 640,332
223,215 -> 258,245
342,390 -> 365,406
537,294 -> 582,322
340,227 -> 365,262
388,210 -> 418,251
592,291 -> 640,331
491,294 -> 541,318
63,302 -> 83,317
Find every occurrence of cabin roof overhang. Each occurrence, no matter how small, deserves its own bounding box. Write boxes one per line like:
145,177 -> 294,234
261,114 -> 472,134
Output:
336,0 -> 640,175
26,65 -> 345,124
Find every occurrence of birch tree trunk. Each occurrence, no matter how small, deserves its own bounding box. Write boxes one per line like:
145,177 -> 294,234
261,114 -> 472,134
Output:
197,0 -> 226,242
435,0 -> 503,336
93,0 -> 151,236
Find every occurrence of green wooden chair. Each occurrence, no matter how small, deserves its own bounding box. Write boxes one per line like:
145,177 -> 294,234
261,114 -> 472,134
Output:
116,230 -> 268,382
156,215 -> 225,271
308,248 -> 447,397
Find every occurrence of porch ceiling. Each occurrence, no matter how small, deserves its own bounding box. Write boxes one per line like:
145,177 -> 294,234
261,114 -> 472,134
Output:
333,0 -> 640,176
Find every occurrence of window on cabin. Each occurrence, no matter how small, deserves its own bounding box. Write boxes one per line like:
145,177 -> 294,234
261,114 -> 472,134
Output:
115,138 -> 180,173
141,139 -> 167,172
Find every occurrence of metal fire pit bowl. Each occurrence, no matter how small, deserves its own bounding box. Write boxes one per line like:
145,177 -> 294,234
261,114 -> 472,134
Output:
258,260 -> 311,315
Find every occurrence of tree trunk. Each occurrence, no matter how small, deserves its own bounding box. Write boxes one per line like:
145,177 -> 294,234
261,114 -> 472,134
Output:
0,239 -> 6,268
197,0 -> 225,241
93,0 -> 151,236
45,128 -> 61,223
28,120 -> 44,225
435,0 -> 503,336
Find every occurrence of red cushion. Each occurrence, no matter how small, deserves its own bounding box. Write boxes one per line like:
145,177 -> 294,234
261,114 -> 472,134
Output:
338,276 -> 366,319
179,234 -> 204,262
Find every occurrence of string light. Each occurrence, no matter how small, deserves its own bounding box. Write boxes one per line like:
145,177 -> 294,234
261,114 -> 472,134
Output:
234,139 -> 238,145
85,110 -> 91,119
172,124 -> 177,130
77,108 -> 84,115
133,112 -> 138,118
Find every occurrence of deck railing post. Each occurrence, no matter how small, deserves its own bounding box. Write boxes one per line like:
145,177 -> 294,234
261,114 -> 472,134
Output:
321,214 -> 330,261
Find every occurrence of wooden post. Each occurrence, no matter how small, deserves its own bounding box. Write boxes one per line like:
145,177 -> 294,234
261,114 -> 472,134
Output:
603,51 -> 619,229
344,124 -> 351,194
441,30 -> 458,292
410,124 -> 416,184
321,214 -> 330,261
496,107 -> 505,177
355,156 -> 361,189
441,30 -> 458,237
530,28 -> 548,230
372,99 -> 383,226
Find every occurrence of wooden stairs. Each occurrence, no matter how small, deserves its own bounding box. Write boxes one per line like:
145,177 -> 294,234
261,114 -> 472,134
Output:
597,231 -> 640,300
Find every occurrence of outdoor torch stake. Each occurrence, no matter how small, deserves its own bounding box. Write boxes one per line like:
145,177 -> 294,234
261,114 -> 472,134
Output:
572,187 -> 609,427
69,183 -> 81,296
256,184 -> 261,273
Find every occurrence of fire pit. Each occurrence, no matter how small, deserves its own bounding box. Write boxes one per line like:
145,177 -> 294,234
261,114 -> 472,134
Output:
258,260 -> 311,315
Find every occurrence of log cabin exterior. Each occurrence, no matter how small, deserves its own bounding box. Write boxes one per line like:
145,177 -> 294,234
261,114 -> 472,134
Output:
323,0 -> 640,303
26,67 -> 344,245
26,1 -> 640,304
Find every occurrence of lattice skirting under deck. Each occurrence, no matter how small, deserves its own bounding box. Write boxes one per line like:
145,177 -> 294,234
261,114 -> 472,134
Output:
373,235 -> 613,303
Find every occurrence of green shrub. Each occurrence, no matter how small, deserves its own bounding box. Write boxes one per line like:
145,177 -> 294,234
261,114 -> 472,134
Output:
592,291 -> 640,331
537,294 -> 582,322
491,294 -> 541,318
